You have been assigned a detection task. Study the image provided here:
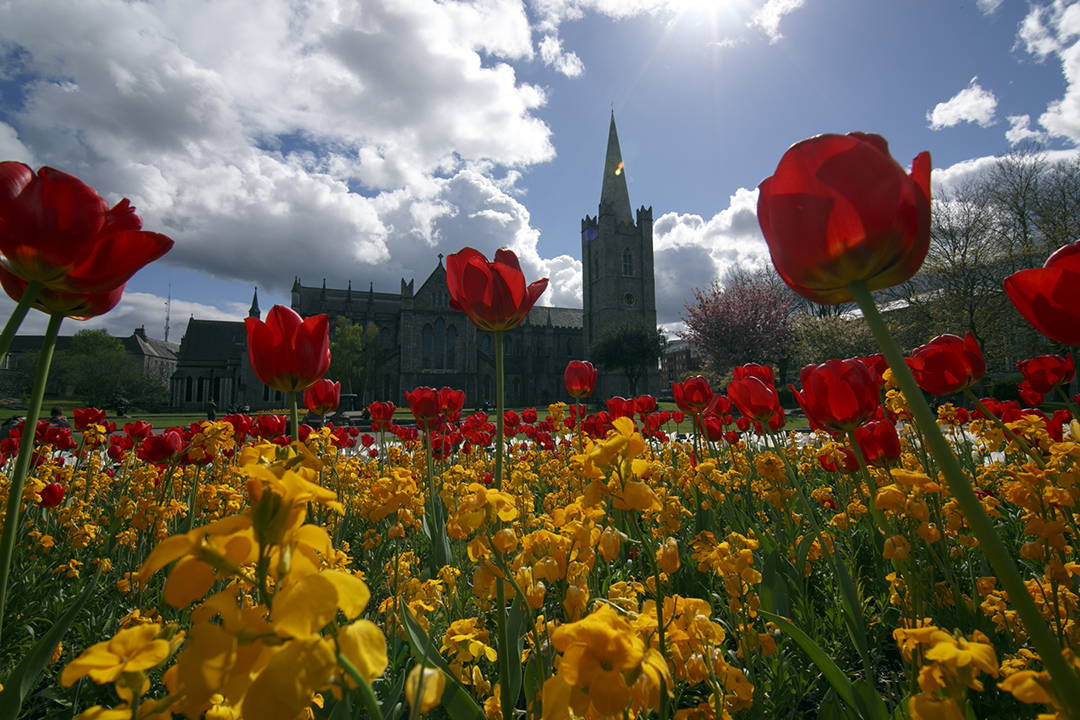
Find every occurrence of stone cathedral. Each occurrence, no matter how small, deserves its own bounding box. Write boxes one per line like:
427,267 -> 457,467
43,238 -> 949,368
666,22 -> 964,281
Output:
169,113 -> 659,412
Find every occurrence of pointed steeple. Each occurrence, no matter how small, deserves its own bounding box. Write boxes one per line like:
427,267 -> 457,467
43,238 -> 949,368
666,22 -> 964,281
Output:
599,111 -> 634,227
248,288 -> 260,319
345,280 -> 353,304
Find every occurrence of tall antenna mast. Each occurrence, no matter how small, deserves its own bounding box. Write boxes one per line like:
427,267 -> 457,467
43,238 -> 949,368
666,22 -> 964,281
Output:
164,284 -> 172,343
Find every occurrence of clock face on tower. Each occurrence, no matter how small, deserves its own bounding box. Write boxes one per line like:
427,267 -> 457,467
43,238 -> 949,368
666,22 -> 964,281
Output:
624,292 -> 636,306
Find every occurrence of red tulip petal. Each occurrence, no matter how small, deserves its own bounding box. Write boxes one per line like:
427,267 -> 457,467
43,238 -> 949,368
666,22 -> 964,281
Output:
54,230 -> 174,294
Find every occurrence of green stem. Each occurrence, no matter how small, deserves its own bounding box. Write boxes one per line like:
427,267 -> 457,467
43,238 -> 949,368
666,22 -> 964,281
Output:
289,391 -> 299,443
495,331 -> 504,490
0,280 -> 42,368
848,279 -> 1080,718
0,311 -> 63,644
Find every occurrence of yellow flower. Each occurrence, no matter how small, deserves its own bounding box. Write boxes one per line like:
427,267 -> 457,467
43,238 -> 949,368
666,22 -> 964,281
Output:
405,666 -> 446,713
271,570 -> 372,638
61,624 -> 170,686
242,636 -> 337,720
337,620 -> 389,686
550,604 -> 645,717
658,537 -> 680,575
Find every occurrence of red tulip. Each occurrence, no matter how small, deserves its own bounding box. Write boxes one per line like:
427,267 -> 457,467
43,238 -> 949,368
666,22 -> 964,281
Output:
1018,381 -> 1044,407
700,414 -> 725,442
858,353 -> 889,387
0,265 -> 125,319
565,360 -> 598,398
123,421 -> 153,441
819,447 -> 859,473
368,401 -> 396,431
137,430 -> 183,463
73,408 -> 108,432
906,332 -> 985,396
757,133 -> 931,305
303,379 -> 341,415
727,364 -> 782,424
37,482 -> 65,508
0,163 -> 173,293
521,407 -> 538,424
1004,241 -> 1080,346
252,414 -> 287,440
792,359 -> 879,433
439,387 -> 465,421
853,420 -> 901,466
446,247 -> 548,332
635,395 -> 657,415
245,305 -> 331,393
672,376 -> 713,414
1016,354 -> 1074,395
406,387 -> 443,431
221,415 -> 252,439
606,397 -> 635,419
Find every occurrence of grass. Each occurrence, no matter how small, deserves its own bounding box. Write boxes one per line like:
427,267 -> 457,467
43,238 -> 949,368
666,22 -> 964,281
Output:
0,396 -> 810,433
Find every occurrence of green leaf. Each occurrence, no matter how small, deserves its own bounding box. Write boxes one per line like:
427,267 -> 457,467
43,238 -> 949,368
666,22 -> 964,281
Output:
506,598 -> 527,712
759,549 -> 790,618
852,679 -> 890,720
0,566 -> 102,720
401,606 -> 487,720
380,664 -> 409,720
759,611 -> 861,719
831,551 -> 871,667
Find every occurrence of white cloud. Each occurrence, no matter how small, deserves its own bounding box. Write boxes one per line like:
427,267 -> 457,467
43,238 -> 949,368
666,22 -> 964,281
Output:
0,123 -> 36,166
1016,1 -> 1080,144
927,77 -> 998,130
748,0 -> 805,43
539,35 -> 585,77
976,0 -> 1003,16
652,187 -> 767,326
0,291 -> 248,339
1006,114 -> 1048,145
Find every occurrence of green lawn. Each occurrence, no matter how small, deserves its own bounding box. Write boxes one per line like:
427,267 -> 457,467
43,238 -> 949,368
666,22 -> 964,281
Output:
0,397 -> 809,433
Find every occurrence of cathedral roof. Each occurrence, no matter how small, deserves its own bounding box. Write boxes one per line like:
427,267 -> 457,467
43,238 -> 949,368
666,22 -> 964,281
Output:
525,306 -> 583,329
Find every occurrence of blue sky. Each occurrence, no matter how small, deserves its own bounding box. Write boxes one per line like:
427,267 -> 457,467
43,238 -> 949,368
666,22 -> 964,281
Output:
2,0 -> 1078,340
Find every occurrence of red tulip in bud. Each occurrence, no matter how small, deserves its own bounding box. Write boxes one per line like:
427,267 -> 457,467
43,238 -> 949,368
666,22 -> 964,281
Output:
303,378 -> 341,416
564,360 -> 598,399
245,305 -> 331,394
37,482 -> 65,508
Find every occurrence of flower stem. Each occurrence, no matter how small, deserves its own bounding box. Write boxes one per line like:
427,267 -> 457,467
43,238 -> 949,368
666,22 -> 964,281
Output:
0,280 -> 42,368
495,330 -> 504,490
0,310 -> 63,644
289,391 -> 299,443
848,279 -> 1080,717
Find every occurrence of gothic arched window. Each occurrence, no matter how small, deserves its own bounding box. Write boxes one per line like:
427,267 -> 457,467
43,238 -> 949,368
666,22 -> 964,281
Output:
622,248 -> 633,276
381,327 -> 390,346
423,324 -> 433,369
434,318 -> 445,369
447,325 -> 457,369
482,334 -> 492,355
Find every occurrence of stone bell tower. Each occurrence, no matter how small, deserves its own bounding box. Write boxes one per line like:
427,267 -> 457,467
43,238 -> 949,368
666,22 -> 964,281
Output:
581,112 -> 659,398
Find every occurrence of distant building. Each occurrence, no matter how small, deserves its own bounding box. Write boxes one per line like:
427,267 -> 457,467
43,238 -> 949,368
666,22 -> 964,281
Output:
120,327 -> 179,387
0,328 -> 177,399
660,339 -> 701,389
169,112 -> 662,411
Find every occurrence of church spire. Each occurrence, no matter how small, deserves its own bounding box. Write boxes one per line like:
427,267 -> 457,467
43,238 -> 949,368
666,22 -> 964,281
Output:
599,111 -> 634,227
248,288 -> 260,319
